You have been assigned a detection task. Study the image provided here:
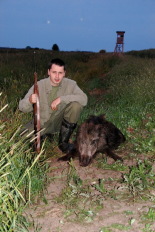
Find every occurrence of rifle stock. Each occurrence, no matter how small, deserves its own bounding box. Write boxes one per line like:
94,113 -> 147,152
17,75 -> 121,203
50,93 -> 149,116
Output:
33,72 -> 41,153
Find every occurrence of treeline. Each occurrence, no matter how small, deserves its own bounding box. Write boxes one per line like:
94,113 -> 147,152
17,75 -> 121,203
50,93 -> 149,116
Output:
0,43 -> 60,53
0,47 -> 47,54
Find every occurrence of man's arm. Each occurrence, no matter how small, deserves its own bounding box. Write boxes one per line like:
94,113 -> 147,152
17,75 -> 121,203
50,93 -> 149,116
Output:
19,86 -> 34,113
60,85 -> 88,106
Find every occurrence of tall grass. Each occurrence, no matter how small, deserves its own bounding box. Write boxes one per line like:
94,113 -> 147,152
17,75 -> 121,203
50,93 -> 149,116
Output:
0,95 -> 49,231
84,56 -> 155,126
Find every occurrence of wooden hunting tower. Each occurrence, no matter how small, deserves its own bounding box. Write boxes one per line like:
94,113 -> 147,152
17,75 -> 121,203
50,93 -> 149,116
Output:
114,31 -> 125,54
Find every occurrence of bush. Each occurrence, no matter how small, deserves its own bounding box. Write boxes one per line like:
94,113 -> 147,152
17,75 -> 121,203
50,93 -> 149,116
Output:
52,44 -> 59,51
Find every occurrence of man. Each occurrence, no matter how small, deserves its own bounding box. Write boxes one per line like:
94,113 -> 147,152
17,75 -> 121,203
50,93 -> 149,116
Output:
19,58 -> 87,153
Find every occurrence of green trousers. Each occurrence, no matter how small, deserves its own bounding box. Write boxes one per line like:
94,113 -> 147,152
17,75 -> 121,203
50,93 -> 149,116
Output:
21,102 -> 83,136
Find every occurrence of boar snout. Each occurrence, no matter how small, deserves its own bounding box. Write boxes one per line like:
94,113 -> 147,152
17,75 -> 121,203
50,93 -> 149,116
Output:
79,155 -> 92,167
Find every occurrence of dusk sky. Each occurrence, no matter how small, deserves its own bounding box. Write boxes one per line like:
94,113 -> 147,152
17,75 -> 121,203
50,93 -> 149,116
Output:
0,0 -> 155,52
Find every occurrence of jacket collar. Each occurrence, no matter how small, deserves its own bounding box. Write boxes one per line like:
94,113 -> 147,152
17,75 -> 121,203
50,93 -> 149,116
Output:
45,77 -> 64,93
45,77 -> 52,93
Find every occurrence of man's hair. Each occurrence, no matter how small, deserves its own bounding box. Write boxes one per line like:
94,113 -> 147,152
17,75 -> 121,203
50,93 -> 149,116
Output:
48,58 -> 66,71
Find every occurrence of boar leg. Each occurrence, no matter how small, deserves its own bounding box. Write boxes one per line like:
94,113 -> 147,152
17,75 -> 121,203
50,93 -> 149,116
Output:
105,148 -> 123,162
58,146 -> 76,161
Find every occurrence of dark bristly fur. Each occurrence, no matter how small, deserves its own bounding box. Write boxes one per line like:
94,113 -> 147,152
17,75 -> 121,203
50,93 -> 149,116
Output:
58,114 -> 126,167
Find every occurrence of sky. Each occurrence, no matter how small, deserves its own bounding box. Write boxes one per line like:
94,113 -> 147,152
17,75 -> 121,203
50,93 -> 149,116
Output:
0,0 -> 155,52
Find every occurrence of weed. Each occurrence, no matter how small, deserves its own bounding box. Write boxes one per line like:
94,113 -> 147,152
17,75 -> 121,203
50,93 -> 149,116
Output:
123,160 -> 155,197
141,207 -> 155,223
99,223 -> 131,232
96,156 -> 128,172
93,179 -> 106,194
142,223 -> 155,232
99,228 -> 113,232
111,223 -> 131,230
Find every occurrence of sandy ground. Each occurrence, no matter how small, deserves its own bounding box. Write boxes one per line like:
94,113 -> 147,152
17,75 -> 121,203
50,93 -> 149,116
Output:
25,150 -> 155,232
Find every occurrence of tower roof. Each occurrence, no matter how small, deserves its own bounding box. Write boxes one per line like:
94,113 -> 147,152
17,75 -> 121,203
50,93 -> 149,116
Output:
116,31 -> 125,34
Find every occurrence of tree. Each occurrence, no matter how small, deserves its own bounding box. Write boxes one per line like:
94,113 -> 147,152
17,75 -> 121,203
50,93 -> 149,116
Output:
25,46 -> 32,50
52,44 -> 59,51
99,49 -> 106,53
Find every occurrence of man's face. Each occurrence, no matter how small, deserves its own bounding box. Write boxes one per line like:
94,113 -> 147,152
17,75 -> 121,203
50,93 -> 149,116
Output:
48,64 -> 66,86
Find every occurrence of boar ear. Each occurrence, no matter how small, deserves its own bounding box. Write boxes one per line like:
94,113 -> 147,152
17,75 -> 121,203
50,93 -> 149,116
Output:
99,114 -> 106,119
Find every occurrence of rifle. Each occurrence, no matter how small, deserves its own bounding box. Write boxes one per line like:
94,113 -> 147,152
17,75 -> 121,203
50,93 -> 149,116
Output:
33,71 -> 41,153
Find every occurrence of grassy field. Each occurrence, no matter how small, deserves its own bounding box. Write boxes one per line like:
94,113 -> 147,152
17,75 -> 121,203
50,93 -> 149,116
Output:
0,49 -> 155,231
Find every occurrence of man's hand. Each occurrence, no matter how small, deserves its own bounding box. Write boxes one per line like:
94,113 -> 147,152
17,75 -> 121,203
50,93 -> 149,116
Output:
29,94 -> 38,104
51,97 -> 61,110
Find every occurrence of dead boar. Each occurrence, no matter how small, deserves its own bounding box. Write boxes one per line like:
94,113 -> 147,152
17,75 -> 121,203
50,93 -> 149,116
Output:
58,114 -> 126,167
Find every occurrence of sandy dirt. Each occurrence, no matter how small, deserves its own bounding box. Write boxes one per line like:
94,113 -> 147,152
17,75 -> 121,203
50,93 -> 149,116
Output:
25,149 -> 155,232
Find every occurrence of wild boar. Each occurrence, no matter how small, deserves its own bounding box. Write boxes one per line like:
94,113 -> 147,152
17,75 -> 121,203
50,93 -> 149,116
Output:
58,114 -> 126,167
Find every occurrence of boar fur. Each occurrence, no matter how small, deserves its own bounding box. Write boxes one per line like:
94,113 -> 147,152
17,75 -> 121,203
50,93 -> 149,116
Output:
58,114 -> 126,167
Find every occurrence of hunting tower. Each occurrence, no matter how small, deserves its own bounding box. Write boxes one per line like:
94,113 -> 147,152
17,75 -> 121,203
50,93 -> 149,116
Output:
114,31 -> 125,54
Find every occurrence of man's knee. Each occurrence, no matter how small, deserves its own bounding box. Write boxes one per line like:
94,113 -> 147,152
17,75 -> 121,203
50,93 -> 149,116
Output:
64,102 -> 83,123
69,102 -> 83,112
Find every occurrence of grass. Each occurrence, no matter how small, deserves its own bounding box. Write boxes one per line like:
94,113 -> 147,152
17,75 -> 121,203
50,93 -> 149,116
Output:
0,99 -> 49,231
123,159 -> 154,198
96,157 -> 128,171
0,49 -> 155,231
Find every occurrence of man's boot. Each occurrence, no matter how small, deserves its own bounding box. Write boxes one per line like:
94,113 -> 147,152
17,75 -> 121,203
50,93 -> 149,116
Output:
58,118 -> 77,153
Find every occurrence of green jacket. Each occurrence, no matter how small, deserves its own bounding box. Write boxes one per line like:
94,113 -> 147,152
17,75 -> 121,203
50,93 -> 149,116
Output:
19,77 -> 88,126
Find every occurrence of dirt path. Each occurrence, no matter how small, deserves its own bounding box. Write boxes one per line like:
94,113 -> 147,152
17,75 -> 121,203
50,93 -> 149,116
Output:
26,153 -> 155,232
